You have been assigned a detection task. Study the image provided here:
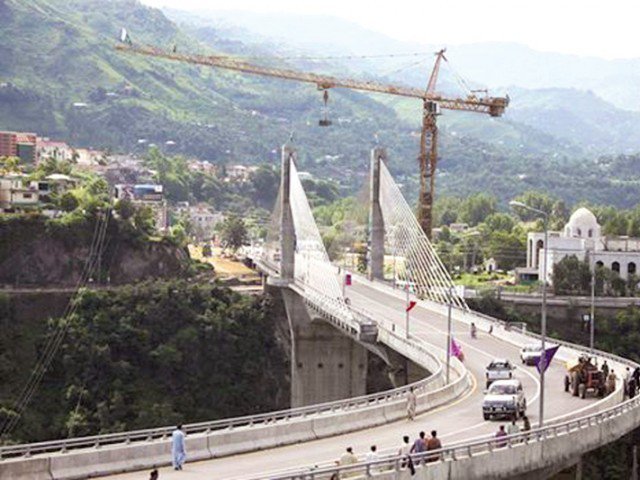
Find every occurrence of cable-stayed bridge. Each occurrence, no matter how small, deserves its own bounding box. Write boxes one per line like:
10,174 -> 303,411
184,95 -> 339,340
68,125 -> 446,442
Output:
2,146 -> 640,480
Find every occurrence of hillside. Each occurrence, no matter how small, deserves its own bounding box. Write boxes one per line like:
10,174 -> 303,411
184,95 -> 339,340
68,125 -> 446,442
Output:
2,0 -> 640,207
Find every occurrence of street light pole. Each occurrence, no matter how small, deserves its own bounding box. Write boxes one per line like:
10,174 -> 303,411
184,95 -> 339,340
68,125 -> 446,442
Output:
446,287 -> 453,384
510,200 -> 549,428
589,251 -> 596,354
540,214 -> 548,428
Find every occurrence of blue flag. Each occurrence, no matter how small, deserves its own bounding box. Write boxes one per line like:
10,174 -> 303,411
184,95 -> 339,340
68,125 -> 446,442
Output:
535,345 -> 559,374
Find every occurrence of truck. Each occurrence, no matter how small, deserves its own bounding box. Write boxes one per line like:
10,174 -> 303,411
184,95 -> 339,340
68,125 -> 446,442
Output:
482,379 -> 526,421
564,355 -> 606,399
485,359 -> 515,389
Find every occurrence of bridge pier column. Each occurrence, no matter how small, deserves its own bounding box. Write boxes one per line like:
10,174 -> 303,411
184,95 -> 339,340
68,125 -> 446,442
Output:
368,147 -> 386,281
280,144 -> 296,281
281,289 -> 368,407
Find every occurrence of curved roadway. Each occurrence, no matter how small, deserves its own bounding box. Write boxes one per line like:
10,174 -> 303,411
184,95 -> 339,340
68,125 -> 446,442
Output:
102,278 -> 607,480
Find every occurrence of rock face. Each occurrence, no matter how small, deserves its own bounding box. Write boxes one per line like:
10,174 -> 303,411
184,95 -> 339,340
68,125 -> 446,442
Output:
0,215 -> 189,286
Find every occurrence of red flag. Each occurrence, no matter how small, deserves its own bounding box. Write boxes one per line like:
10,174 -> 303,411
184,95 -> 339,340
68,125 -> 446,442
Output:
406,300 -> 417,312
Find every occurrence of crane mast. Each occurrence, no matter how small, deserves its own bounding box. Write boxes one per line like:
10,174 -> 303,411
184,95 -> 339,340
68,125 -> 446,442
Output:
115,42 -> 509,237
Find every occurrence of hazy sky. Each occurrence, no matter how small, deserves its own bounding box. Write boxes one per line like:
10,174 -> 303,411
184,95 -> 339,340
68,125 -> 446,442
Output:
141,0 -> 640,59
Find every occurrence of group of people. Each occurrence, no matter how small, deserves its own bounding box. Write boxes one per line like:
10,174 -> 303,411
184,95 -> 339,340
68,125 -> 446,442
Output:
621,365 -> 640,399
335,430 -> 443,477
494,416 -> 531,447
600,360 -> 637,397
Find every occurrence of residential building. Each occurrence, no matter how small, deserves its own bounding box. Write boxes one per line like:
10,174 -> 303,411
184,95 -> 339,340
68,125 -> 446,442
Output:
36,138 -> 73,163
188,203 -> 224,241
0,174 -> 41,211
114,183 -> 167,232
0,131 -> 37,163
518,207 -> 640,283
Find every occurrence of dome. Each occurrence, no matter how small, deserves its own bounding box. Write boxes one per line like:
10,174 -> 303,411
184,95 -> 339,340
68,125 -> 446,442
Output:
564,207 -> 600,239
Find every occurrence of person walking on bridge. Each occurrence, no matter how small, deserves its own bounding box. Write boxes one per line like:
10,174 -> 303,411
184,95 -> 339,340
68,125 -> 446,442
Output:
607,369 -> 618,395
406,386 -> 417,421
602,360 -> 609,380
410,431 -> 427,464
171,425 -> 186,471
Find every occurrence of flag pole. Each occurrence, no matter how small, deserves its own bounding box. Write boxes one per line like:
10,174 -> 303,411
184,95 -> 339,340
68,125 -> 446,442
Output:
405,285 -> 410,338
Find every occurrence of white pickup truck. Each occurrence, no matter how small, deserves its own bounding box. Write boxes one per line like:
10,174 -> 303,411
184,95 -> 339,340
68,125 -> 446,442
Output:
485,359 -> 515,389
482,379 -> 527,421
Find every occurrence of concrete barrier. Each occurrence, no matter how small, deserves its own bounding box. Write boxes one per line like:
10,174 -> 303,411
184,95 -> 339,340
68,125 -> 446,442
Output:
49,442 -> 169,480
0,457 -> 52,480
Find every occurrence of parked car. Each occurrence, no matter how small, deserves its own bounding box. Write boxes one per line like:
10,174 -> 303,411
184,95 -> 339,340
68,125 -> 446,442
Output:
520,344 -> 544,365
485,359 -> 515,389
482,379 -> 526,421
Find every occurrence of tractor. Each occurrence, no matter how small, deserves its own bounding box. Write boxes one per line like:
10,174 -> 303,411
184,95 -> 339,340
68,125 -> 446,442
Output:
564,355 -> 606,399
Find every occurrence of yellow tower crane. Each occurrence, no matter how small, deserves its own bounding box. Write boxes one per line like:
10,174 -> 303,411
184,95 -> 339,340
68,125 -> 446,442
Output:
115,42 -> 509,237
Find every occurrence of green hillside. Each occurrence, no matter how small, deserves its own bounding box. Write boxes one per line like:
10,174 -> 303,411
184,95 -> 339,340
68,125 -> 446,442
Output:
2,0 -> 640,207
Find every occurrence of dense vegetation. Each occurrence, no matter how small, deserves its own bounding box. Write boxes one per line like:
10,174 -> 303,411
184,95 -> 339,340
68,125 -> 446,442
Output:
0,281 -> 288,443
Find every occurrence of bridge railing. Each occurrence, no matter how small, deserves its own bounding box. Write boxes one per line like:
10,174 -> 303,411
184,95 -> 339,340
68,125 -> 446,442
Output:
260,399 -> 633,480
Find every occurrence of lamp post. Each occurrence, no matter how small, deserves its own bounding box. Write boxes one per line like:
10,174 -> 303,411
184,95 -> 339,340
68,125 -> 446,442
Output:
589,251 -> 596,354
510,200 -> 549,428
446,286 -> 453,384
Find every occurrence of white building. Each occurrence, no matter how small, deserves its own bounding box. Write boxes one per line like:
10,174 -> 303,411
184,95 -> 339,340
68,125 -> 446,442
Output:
519,207 -> 640,283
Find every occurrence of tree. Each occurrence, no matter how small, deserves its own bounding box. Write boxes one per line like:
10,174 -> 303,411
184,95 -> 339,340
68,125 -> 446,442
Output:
115,199 -> 135,220
59,191 -> 79,212
0,156 -> 20,173
458,193 -> 497,226
218,216 -> 248,252
133,205 -> 156,235
551,255 -> 591,295
512,191 -> 555,222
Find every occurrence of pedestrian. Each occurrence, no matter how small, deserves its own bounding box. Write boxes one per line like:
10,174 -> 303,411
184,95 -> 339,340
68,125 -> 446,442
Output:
630,376 -> 637,399
634,367 -> 640,395
171,425 -> 186,471
339,447 -> 358,466
607,369 -> 618,395
338,446 -> 358,478
488,325 -> 494,335
365,445 -> 379,462
625,367 -> 632,397
494,425 -> 508,448
149,469 -> 159,480
507,419 -> 520,436
365,445 -> 379,474
398,435 -> 411,468
406,386 -> 417,421
425,430 -> 442,462
522,415 -> 531,432
602,360 -> 609,379
410,431 -> 427,454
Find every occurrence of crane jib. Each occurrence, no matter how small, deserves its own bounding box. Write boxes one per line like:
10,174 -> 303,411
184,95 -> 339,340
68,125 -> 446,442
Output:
114,43 -> 508,117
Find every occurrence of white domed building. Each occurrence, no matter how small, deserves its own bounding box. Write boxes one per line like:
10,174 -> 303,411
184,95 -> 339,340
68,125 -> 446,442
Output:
519,207 -> 640,284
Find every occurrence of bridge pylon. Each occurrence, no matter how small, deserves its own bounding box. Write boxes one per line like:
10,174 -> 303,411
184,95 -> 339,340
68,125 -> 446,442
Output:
279,143 -> 296,282
368,147 -> 386,281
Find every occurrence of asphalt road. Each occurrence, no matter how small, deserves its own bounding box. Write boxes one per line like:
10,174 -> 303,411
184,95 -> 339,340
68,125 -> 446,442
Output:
102,278 -> 605,480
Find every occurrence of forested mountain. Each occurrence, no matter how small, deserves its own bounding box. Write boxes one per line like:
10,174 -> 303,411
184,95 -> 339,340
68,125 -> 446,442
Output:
2,0 -> 640,207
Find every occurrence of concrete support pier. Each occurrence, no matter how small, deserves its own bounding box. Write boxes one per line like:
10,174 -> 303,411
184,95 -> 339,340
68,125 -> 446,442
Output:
369,147 -> 386,281
281,289 -> 368,407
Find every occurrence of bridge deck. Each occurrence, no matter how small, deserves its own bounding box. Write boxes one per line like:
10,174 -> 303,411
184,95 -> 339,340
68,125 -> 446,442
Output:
99,279 -> 603,480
